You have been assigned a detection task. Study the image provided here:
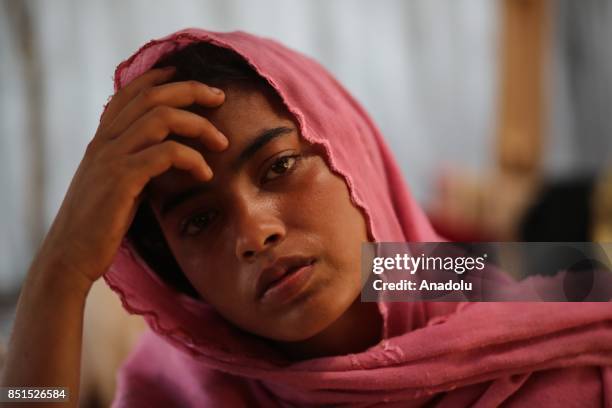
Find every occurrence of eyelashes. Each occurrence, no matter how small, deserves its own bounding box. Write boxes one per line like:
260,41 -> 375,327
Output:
180,210 -> 218,237
179,153 -> 302,237
261,154 -> 301,182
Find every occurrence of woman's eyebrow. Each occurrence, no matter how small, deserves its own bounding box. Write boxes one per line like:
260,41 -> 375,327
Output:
232,126 -> 294,170
160,126 -> 295,218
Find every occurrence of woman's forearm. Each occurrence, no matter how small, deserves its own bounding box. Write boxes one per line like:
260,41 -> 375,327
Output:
1,255 -> 92,407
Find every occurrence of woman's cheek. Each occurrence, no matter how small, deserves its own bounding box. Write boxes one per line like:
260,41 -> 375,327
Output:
314,165 -> 368,262
298,158 -> 366,260
296,157 -> 339,205
165,236 -> 224,295
308,164 -> 362,231
182,257 -> 226,299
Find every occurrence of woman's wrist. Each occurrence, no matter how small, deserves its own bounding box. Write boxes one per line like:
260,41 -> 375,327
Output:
27,252 -> 95,302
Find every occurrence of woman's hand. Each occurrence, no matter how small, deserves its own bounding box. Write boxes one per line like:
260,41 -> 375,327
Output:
0,68 -> 227,402
36,66 -> 228,291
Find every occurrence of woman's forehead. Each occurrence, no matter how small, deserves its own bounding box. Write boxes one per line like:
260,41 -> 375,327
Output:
197,87 -> 291,134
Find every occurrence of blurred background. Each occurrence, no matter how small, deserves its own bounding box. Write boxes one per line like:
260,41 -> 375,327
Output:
1,0 -> 612,406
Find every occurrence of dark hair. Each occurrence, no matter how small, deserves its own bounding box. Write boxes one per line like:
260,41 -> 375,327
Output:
126,43 -> 273,298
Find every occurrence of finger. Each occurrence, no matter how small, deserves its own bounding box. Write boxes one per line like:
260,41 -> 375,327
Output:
127,141 -> 213,190
99,67 -> 176,128
109,106 -> 228,155
105,80 -> 225,137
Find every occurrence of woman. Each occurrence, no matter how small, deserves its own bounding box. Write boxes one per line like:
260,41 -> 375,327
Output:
2,28 -> 611,407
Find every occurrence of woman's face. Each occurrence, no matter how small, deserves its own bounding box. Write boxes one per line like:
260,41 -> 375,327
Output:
146,87 -> 369,342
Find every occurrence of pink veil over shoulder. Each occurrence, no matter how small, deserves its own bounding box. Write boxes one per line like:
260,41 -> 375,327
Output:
104,28 -> 612,407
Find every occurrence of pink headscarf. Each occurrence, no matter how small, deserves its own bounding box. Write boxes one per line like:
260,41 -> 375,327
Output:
105,29 -> 612,407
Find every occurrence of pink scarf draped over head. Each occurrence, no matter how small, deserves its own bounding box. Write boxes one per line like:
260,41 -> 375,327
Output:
105,28 -> 612,407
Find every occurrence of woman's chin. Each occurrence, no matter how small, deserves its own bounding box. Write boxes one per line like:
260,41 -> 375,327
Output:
264,289 -> 361,343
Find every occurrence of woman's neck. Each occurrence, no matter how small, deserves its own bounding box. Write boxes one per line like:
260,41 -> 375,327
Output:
275,298 -> 383,360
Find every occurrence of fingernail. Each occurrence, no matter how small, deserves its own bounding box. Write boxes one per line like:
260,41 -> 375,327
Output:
202,165 -> 213,180
219,132 -> 229,147
210,87 -> 223,95
163,66 -> 176,73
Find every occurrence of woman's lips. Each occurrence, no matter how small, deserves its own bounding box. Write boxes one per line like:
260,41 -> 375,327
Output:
258,258 -> 317,305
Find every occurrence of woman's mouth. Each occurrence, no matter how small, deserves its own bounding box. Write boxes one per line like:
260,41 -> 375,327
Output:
257,257 -> 317,305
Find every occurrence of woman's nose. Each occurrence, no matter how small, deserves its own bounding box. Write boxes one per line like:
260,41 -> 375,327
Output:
234,202 -> 286,262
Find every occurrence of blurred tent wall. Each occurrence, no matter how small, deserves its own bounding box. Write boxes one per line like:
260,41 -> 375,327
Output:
552,0 -> 612,175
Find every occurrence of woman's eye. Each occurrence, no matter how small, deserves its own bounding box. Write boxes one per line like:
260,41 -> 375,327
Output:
180,211 -> 217,236
263,155 -> 300,182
